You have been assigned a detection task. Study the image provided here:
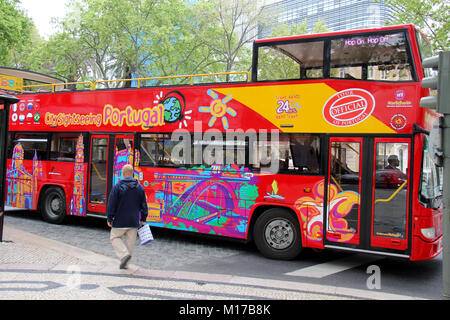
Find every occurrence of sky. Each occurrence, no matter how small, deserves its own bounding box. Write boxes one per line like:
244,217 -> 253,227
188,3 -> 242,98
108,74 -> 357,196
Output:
18,0 -> 71,39
18,0 -> 280,40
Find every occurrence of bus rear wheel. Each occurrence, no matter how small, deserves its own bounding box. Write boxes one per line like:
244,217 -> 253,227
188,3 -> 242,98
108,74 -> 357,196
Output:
40,187 -> 67,224
253,208 -> 302,260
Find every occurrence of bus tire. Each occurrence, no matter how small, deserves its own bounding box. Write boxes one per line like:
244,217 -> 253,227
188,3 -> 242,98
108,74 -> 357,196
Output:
253,208 -> 302,260
40,187 -> 67,224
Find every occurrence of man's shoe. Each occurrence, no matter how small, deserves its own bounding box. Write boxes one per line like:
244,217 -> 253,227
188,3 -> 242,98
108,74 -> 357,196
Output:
120,255 -> 131,269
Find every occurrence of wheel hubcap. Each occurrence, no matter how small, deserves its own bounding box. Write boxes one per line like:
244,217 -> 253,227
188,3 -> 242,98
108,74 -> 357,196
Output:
264,218 -> 294,250
46,194 -> 62,217
50,197 -> 60,212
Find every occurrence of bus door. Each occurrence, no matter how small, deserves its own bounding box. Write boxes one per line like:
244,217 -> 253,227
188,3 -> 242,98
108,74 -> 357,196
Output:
87,134 -> 135,214
325,137 -> 411,253
88,135 -> 110,213
326,137 -> 363,246
371,138 -> 410,251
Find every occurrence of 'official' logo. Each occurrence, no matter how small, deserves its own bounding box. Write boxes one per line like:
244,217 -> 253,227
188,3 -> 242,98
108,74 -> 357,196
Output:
323,88 -> 375,127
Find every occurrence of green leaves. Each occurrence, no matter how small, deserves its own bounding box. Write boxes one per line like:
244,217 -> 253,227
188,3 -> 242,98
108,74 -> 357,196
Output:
3,0 -> 270,84
0,0 -> 33,65
383,0 -> 449,51
43,0 -> 240,85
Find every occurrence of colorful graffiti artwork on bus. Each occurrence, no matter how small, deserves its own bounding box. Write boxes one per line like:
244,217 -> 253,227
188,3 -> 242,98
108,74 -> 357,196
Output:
113,139 -> 133,186
148,164 -> 258,238
294,180 -> 360,246
294,180 -> 325,247
6,143 -> 42,209
70,135 -> 87,216
113,139 -> 142,185
264,180 -> 285,199
326,183 -> 360,243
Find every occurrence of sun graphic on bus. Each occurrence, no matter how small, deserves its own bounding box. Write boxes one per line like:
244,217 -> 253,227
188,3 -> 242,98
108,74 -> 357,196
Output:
198,89 -> 237,130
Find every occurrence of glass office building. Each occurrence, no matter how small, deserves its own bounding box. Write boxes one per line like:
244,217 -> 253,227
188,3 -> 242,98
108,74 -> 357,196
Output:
258,0 -> 397,38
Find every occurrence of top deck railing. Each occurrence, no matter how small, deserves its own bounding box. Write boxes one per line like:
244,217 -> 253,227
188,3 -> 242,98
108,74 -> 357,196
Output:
21,71 -> 251,93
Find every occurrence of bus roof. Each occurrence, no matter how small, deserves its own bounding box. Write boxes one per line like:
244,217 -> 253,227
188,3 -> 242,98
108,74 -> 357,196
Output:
254,24 -> 417,44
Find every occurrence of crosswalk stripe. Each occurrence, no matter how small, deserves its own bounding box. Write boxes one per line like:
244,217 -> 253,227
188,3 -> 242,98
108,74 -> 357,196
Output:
285,254 -> 384,278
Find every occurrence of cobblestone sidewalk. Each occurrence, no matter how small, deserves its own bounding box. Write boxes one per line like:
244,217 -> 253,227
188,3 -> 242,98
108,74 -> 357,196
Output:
0,226 -> 421,300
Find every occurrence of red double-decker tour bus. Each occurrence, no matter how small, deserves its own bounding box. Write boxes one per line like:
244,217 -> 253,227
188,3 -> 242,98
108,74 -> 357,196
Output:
5,24 -> 443,261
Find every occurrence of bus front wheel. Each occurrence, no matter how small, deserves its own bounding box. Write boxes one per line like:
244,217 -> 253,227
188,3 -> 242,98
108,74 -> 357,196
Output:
253,208 -> 302,260
40,187 -> 67,224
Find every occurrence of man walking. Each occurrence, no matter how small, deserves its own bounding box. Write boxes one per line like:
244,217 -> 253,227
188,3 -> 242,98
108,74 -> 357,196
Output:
107,164 -> 148,269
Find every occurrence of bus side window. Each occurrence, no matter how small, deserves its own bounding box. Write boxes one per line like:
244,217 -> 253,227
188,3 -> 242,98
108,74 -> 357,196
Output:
252,134 -> 320,174
13,133 -> 49,161
139,133 -> 183,167
50,133 -> 78,162
139,134 -> 158,167
257,40 -> 324,82
290,135 -> 320,173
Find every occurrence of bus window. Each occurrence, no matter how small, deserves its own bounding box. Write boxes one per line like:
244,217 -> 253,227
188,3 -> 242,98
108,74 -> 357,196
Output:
139,133 -> 181,167
13,133 -> 49,160
50,133 -> 79,162
416,30 -> 434,77
373,141 -> 409,239
420,135 -> 443,209
330,141 -> 361,193
330,32 -> 414,81
192,138 -> 248,167
140,134 -> 157,166
113,136 -> 134,185
290,135 -> 320,173
257,40 -> 324,81
329,140 -> 361,239
252,134 -> 320,173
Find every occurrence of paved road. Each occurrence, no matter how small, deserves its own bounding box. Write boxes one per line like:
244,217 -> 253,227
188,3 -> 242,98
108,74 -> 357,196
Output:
3,209 -> 444,299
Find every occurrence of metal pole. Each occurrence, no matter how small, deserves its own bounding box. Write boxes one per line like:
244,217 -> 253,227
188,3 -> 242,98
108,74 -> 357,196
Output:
0,94 -> 17,242
0,105 -> 9,242
440,52 -> 450,300
442,113 -> 450,300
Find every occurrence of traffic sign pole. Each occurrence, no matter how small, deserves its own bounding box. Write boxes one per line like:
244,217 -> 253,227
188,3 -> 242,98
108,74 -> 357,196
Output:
0,93 -> 19,242
440,52 -> 450,300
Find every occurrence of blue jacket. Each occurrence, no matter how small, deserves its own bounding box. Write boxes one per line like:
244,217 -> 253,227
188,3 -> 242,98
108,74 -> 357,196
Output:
106,177 -> 148,228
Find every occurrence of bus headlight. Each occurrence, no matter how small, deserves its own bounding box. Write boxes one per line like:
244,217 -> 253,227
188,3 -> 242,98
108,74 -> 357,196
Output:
421,227 -> 436,240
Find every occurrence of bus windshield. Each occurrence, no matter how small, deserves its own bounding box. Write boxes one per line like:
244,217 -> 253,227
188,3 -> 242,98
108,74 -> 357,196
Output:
420,135 -> 443,208
416,30 -> 434,77
257,31 -> 415,82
